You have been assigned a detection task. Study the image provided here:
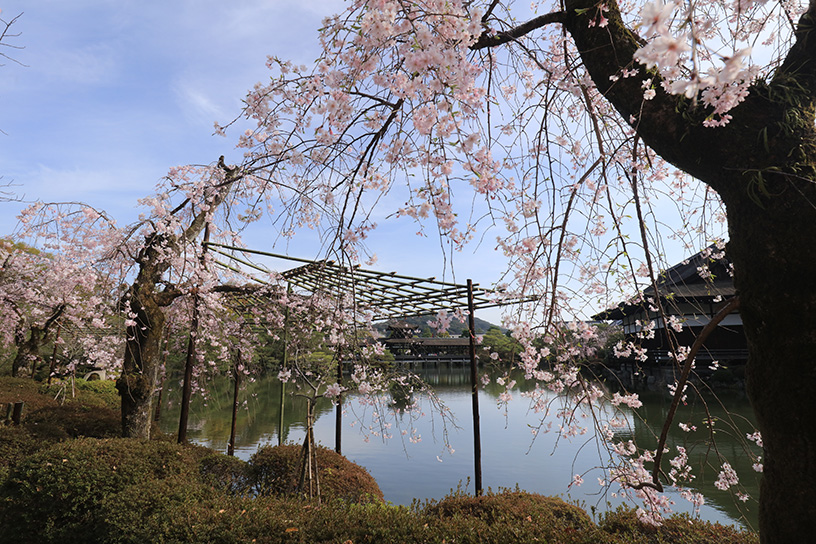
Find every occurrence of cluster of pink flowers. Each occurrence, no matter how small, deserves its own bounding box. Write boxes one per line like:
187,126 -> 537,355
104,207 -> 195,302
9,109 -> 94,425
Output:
630,0 -> 799,125
714,462 -> 740,491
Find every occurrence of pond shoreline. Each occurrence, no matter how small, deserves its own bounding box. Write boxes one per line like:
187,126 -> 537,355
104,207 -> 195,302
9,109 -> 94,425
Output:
158,366 -> 761,530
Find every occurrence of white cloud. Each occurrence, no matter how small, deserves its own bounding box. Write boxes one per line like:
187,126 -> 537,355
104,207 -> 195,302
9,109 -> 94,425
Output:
172,76 -> 230,127
37,43 -> 120,86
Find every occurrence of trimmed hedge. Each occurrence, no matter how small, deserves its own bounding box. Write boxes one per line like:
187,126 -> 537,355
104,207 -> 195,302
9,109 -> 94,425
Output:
599,506 -> 759,544
0,438 -> 203,544
249,444 -> 384,504
99,476 -> 223,544
24,403 -> 120,441
422,490 -> 604,543
198,451 -> 253,495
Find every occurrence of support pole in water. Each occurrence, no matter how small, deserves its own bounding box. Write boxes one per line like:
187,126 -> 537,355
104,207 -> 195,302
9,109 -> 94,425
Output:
467,279 -> 483,496
335,345 -> 343,454
178,224 -> 209,444
279,283 -> 292,447
177,290 -> 199,444
228,349 -> 242,456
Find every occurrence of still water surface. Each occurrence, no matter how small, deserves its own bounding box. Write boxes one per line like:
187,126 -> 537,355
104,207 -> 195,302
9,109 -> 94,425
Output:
158,366 -> 760,530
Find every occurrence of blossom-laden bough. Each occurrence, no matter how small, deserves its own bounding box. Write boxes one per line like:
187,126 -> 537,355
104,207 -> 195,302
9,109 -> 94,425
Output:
224,1 -> 810,538
10,1 -> 816,540
2,210 -> 124,382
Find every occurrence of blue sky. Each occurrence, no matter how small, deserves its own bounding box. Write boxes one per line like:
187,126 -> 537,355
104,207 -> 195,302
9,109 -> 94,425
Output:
1,1 -> 340,218
0,2 -> 717,324
0,1 -> 522,322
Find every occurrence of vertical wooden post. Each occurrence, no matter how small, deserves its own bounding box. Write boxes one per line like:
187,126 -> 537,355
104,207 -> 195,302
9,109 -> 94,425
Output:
278,380 -> 286,447
11,402 -> 23,425
335,346 -> 343,454
47,324 -> 62,385
30,355 -> 40,379
177,294 -> 199,444
228,350 -> 242,456
467,279 -> 483,496
297,398 -> 320,500
178,224 -> 210,444
279,283 -> 292,447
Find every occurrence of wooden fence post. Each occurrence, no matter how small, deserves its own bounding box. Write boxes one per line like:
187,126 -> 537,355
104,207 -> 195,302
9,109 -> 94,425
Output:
11,402 -> 24,425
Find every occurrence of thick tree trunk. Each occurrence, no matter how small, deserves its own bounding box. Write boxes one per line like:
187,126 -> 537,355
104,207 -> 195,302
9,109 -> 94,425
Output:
116,158 -> 240,438
555,3 -> 816,540
11,330 -> 42,378
117,286 -> 166,438
726,194 -> 816,541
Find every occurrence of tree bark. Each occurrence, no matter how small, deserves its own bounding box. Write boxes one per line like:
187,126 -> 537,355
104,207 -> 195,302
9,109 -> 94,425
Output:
726,195 -> 816,541
11,304 -> 65,378
117,257 -> 169,438
116,159 -> 240,438
555,2 -> 816,539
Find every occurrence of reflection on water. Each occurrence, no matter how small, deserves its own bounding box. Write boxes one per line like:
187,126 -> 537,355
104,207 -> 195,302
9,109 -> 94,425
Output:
158,365 -> 760,530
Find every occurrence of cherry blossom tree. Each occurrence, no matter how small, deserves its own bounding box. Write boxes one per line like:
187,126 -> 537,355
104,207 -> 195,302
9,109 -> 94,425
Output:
10,1 -> 814,537
0,240 -> 60,378
0,236 -> 116,380
213,0 -> 814,539
114,158 -> 247,438
11,164 -> 243,437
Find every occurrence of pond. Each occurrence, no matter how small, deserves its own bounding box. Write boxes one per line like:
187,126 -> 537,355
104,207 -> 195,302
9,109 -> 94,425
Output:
157,365 -> 761,530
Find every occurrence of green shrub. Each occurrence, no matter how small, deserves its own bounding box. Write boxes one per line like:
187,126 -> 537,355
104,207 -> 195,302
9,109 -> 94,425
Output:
249,444 -> 384,504
0,438 -> 202,544
185,495 -> 308,544
39,378 -> 120,410
99,476 -> 221,544
104,486 -> 315,544
599,506 -> 759,544
298,500 -> 425,544
422,490 -> 603,543
25,403 -> 120,440
198,452 -> 253,495
0,426 -> 45,484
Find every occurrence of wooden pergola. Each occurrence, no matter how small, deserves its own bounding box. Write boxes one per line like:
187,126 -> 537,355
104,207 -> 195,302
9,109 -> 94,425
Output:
190,241 -> 531,496
204,241 -> 511,319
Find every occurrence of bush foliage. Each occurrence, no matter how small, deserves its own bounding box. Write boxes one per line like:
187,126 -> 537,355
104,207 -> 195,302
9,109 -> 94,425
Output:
0,438 -> 204,543
423,490 -> 602,543
0,377 -> 758,544
250,444 -> 384,504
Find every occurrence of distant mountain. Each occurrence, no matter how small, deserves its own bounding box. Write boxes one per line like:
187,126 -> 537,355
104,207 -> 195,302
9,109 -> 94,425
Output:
373,314 -> 503,338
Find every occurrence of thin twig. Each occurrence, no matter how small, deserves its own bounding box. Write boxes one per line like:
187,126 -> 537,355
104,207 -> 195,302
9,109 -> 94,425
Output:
632,296 -> 741,491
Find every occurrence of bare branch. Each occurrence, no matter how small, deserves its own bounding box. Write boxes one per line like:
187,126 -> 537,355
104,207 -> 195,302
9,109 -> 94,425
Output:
649,296 -> 741,490
0,12 -> 26,67
471,11 -> 566,50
